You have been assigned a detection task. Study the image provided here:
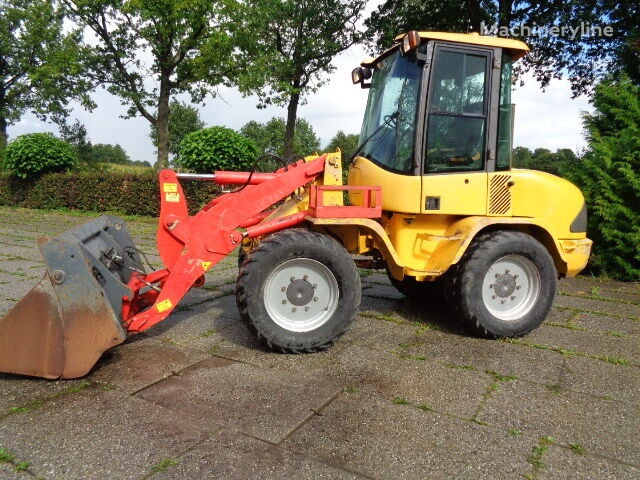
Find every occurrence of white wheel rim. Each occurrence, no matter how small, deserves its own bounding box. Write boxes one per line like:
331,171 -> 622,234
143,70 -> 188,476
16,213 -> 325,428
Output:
481,254 -> 540,321
263,258 -> 339,332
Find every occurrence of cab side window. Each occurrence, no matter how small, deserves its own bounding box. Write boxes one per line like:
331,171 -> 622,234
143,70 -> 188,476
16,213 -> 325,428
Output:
424,48 -> 490,173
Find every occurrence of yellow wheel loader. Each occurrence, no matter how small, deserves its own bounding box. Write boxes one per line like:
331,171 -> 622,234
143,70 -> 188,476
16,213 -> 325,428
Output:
0,31 -> 592,379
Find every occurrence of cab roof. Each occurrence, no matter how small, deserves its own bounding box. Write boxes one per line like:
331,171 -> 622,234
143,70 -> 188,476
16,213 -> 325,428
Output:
361,31 -> 530,67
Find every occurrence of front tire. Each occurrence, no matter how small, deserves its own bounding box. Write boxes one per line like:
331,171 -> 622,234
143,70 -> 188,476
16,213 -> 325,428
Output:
236,229 -> 361,352
450,231 -> 557,337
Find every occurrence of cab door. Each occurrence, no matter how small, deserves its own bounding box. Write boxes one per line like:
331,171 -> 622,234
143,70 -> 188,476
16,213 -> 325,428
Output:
420,43 -> 494,215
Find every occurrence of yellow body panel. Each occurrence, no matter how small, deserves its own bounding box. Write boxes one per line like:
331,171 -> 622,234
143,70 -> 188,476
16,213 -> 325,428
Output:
343,158 -> 589,278
250,152 -> 591,281
422,172 -> 487,215
361,31 -> 530,68
509,169 -> 586,239
348,156 -> 421,213
394,32 -> 529,58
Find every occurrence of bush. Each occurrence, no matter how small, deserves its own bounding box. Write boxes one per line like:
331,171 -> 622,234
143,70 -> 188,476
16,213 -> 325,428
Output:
4,133 -> 78,179
0,171 -> 221,217
177,126 -> 259,172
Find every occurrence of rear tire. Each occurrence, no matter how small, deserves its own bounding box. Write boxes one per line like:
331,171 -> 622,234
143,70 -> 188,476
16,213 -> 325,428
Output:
448,231 -> 556,337
236,229 -> 361,353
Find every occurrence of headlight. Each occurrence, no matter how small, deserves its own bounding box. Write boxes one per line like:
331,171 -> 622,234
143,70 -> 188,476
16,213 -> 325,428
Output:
401,30 -> 421,54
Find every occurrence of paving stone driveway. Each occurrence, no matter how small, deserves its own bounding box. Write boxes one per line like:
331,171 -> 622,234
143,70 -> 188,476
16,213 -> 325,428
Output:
0,206 -> 638,480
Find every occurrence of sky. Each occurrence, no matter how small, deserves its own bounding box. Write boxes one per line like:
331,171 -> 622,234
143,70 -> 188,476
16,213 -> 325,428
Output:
8,36 -> 593,164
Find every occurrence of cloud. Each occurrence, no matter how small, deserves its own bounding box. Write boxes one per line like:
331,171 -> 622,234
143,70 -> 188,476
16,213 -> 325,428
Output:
511,73 -> 592,153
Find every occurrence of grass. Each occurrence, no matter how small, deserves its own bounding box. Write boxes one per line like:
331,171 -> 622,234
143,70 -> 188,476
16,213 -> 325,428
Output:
394,352 -> 427,361
4,381 -> 93,417
357,268 -> 377,278
545,384 -> 562,394
390,397 -> 438,416
501,338 -> 631,366
528,436 -> 555,476
471,418 -> 488,426
342,385 -> 359,393
150,458 -> 179,473
0,448 -> 29,473
447,363 -> 476,371
360,311 -> 406,325
64,381 -> 91,394
568,443 -> 586,455
509,428 -> 522,436
546,321 -> 628,338
556,305 -> 640,322
558,289 -> 640,307
417,404 -> 433,412
0,448 -> 14,462
0,268 -> 27,277
8,400 -> 44,414
485,369 -> 518,382
199,329 -> 218,338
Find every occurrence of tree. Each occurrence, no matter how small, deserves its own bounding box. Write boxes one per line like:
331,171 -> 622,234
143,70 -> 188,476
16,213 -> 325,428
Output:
0,0 -> 93,153
325,131 -> 360,161
91,143 -> 131,165
150,100 -> 205,157
63,0 -> 235,169
240,117 -> 321,158
59,119 -> 93,164
229,0 -> 365,157
512,146 -> 578,176
365,0 -> 629,97
564,75 -> 640,280
607,1 -> 639,86
512,146 -> 533,166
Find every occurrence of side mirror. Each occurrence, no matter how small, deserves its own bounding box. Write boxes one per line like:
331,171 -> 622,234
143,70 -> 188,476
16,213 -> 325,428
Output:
351,66 -> 372,89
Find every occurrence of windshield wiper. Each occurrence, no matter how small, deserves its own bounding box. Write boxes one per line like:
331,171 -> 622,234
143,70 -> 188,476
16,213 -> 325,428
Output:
349,112 -> 399,162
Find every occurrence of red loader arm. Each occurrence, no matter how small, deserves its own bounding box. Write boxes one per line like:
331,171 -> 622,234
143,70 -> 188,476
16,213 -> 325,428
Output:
123,156 -> 327,333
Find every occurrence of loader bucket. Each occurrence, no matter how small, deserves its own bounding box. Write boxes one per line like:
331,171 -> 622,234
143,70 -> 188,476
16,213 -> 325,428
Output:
0,215 -> 145,379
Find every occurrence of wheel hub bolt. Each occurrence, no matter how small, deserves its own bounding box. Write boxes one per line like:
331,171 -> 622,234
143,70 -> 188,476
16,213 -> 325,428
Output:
282,300 -> 287,304
305,306 -> 309,311
505,269 -> 510,274
312,284 -> 317,289
516,286 -> 521,290
313,297 -> 318,302
511,296 -> 516,300
501,300 -> 505,304
281,287 -> 286,292
292,307 -> 296,312
290,276 -> 295,281
303,275 -> 308,280
495,274 -> 499,278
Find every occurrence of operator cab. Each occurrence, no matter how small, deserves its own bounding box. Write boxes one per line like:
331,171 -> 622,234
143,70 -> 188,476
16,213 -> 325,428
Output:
349,31 -> 529,215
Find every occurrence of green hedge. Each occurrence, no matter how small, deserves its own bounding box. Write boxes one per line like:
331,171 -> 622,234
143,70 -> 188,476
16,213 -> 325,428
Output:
0,171 -> 221,217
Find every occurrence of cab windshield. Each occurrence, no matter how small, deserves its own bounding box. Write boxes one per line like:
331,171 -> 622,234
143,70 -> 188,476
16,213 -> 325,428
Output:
358,50 -> 422,173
